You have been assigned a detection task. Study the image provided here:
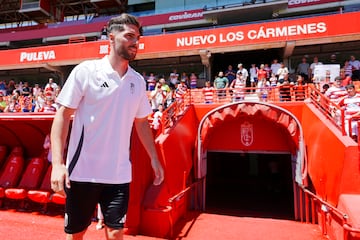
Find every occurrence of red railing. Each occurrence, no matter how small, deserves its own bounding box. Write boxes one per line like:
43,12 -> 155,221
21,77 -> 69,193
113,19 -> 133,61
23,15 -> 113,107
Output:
308,85 -> 345,135
308,85 -> 360,139
157,85 -> 311,134
155,84 -> 359,140
300,186 -> 360,239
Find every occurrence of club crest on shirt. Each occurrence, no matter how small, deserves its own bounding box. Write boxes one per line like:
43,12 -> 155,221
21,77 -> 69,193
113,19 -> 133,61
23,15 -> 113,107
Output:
241,121 -> 253,146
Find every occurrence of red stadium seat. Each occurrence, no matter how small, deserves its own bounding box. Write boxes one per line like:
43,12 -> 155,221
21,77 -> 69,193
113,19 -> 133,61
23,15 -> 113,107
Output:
27,164 -> 65,211
27,164 -> 52,205
51,192 -> 66,205
0,145 -> 7,169
0,147 -> 25,206
5,157 -> 47,205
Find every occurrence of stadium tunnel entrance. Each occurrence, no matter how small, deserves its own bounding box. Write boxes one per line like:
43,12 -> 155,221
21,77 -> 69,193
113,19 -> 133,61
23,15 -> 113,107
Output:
196,102 -> 306,220
205,151 -> 294,219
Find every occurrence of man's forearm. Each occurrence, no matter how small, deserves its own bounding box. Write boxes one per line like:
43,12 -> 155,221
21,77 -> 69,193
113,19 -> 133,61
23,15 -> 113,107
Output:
134,117 -> 158,160
51,107 -> 72,166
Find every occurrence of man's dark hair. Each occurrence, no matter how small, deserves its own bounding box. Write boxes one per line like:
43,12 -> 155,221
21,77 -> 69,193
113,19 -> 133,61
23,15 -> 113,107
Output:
345,84 -> 355,90
107,13 -> 143,36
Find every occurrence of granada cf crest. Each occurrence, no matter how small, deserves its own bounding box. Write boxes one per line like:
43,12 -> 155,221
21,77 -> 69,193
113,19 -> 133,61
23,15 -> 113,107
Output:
241,121 -> 253,146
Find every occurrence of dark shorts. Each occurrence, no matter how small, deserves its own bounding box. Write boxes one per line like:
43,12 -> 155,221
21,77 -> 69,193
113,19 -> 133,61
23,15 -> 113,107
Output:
64,181 -> 129,234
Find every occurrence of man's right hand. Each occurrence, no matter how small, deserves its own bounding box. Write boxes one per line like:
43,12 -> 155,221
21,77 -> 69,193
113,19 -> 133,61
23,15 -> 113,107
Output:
51,163 -> 70,196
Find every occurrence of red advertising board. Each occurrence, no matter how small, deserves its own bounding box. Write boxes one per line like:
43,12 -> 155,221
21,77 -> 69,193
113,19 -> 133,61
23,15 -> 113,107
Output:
0,11 -> 359,69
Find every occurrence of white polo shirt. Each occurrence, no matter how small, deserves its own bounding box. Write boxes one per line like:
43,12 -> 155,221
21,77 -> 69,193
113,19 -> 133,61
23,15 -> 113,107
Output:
56,56 -> 151,184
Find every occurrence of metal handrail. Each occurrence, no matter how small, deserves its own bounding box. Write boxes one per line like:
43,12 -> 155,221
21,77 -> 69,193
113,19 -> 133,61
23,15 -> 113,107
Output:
300,186 -> 360,239
156,85 -> 312,134
167,179 -> 203,238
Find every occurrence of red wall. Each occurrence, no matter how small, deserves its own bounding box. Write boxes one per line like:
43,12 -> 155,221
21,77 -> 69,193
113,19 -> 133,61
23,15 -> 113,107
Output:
301,103 -> 360,205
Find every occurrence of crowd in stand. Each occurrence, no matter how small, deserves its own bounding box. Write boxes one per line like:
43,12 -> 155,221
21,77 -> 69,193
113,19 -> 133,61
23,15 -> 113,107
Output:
0,78 -> 60,113
143,54 -> 360,139
1,54 -> 360,139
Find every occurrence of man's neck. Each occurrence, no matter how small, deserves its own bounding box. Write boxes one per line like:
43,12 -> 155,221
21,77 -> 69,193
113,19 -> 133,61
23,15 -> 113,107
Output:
108,55 -> 129,77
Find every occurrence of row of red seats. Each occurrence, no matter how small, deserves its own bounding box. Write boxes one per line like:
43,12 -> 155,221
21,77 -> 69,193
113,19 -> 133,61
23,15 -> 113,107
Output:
0,146 -> 65,212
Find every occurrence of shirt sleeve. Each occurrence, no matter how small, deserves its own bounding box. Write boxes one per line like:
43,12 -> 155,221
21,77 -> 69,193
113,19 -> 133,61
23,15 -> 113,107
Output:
56,63 -> 89,109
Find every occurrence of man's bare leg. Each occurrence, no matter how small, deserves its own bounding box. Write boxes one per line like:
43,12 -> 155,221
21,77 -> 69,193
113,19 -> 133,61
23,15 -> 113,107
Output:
66,230 -> 86,240
105,227 -> 124,240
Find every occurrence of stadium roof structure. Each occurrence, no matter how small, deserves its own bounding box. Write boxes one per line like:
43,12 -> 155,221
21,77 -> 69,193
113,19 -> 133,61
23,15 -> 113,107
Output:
0,0 -> 127,25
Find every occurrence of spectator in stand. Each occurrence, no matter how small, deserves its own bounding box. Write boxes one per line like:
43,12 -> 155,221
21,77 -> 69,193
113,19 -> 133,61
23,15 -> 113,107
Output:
4,96 -> 20,113
147,73 -> 156,91
249,63 -> 258,91
213,71 -> 229,100
0,80 -> 6,96
21,95 -> 33,112
55,86 -> 61,99
256,77 -> 270,101
7,79 -> 16,96
17,85 -> 22,94
264,63 -> 271,80
12,90 -> 21,101
150,82 -> 166,111
180,72 -> 189,86
100,25 -> 108,40
0,93 -> 7,112
293,75 -> 307,101
32,83 -> 41,98
168,69 -> 179,89
44,78 -> 58,92
257,64 -> 267,83
338,84 -> 360,140
40,96 -> 58,113
343,60 -> 353,79
342,74 -> 352,88
328,54 -> 341,65
278,77 -> 293,102
22,81 -> 31,97
159,78 -> 172,108
175,78 -> 188,103
325,76 -> 347,103
44,78 -> 58,97
203,81 -> 214,104
142,71 -> 148,83
189,73 -> 198,89
237,63 -> 249,85
340,64 -> 352,87
34,89 -> 46,112
271,59 -> 281,78
230,71 -> 246,102
349,55 -> 360,81
277,62 -> 289,83
269,73 -> 278,87
297,57 -> 310,83
224,65 -> 236,86
16,81 -> 23,95
151,104 -> 164,131
321,84 -> 330,94
310,56 -> 323,79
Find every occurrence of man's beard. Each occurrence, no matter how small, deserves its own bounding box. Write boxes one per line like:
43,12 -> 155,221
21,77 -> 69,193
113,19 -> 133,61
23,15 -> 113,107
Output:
116,44 -> 137,61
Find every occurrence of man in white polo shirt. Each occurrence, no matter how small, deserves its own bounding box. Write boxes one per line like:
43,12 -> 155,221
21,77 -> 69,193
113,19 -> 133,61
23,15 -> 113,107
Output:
50,13 -> 164,240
